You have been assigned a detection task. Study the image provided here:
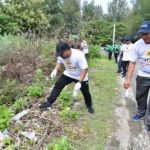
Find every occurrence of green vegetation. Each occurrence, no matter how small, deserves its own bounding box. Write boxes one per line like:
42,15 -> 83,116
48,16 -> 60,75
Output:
11,97 -> 28,113
0,105 -> 12,131
76,57 -> 118,150
27,84 -> 43,97
45,136 -> 70,150
59,90 -> 73,110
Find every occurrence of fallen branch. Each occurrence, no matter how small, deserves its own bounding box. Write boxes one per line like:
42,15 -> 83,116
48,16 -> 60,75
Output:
33,123 -> 50,150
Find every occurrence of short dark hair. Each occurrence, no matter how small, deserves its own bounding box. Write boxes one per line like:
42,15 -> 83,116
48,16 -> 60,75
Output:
56,41 -> 70,56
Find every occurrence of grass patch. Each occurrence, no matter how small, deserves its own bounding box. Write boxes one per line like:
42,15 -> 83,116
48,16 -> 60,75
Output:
76,57 -> 118,150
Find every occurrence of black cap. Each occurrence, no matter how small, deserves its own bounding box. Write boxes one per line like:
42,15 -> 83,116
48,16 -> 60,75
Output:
56,41 -> 70,56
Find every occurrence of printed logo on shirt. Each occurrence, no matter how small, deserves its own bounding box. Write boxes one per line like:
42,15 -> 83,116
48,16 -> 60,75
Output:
65,59 -> 77,71
144,49 -> 150,65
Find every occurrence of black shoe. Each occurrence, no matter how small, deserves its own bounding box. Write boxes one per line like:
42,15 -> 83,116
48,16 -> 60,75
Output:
117,71 -> 121,73
122,74 -> 126,78
40,102 -> 52,110
87,106 -> 94,114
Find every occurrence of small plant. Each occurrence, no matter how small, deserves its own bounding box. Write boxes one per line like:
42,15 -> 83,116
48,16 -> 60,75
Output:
0,79 -> 17,105
11,97 -> 28,113
0,105 -> 12,130
59,91 -> 73,110
45,136 -> 70,150
27,84 -> 43,97
60,109 -> 80,124
3,136 -> 12,145
35,69 -> 45,82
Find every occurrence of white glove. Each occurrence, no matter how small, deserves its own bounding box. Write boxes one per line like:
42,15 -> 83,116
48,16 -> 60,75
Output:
125,89 -> 129,97
73,82 -> 81,97
50,69 -> 57,79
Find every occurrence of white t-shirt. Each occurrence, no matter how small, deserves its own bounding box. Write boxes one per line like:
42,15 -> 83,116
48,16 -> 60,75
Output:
130,39 -> 150,77
121,43 -> 133,61
57,49 -> 88,81
81,40 -> 89,54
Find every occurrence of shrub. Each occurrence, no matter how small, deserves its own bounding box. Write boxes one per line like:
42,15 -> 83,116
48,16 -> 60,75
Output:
59,91 -> 73,110
60,109 -> 80,124
11,97 -> 28,113
45,136 -> 70,150
0,105 -> 12,131
27,84 -> 43,97
88,45 -> 101,58
0,79 -> 17,105
35,69 -> 45,82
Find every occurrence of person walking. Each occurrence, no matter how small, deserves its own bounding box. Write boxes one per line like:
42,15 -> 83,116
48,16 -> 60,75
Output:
40,41 -> 94,114
124,21 -> 150,131
119,38 -> 133,77
105,44 -> 114,60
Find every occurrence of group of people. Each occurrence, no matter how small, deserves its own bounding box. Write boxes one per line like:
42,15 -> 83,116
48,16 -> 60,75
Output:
105,38 -> 133,78
40,21 -> 150,133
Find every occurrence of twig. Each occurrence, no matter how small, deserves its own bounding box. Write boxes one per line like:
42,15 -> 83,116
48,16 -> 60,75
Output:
33,124 -> 50,150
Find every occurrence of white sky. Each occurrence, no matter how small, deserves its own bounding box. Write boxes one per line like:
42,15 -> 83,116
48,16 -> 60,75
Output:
81,0 -> 131,13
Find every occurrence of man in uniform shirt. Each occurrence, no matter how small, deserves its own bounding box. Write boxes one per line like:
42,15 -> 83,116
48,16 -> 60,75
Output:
40,41 -> 94,114
124,21 -> 150,131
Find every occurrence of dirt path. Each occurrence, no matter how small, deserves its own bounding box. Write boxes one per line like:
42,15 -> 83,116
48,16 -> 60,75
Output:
105,75 -> 150,150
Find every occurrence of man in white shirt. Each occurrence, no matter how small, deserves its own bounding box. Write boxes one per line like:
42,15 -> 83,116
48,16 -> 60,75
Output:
124,21 -> 150,132
80,39 -> 89,55
40,41 -> 94,114
119,38 -> 133,77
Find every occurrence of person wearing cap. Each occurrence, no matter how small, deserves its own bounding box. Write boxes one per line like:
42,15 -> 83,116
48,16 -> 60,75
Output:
124,21 -> 150,131
119,38 -> 133,78
40,41 -> 94,114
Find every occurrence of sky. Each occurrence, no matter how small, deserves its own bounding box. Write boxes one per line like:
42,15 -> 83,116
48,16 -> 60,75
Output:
82,0 -> 131,13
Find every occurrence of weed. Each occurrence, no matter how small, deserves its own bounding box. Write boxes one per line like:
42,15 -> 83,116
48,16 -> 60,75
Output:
27,84 -> 43,97
0,105 -> 12,130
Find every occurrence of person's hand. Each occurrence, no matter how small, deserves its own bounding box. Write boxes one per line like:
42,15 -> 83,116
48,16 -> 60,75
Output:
73,82 -> 81,97
50,69 -> 57,79
124,79 -> 130,89
117,56 -> 120,63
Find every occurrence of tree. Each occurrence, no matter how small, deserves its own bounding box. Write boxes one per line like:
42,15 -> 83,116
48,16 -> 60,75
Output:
82,0 -> 103,21
61,0 -> 81,31
107,0 -> 129,21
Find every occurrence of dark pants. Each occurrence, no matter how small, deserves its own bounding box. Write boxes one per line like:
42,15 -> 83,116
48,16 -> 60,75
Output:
108,51 -> 112,60
136,76 -> 150,124
122,61 -> 129,76
114,53 -> 118,63
117,55 -> 123,72
47,74 -> 92,107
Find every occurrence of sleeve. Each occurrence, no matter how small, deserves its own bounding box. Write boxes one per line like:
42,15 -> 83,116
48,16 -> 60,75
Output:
78,53 -> 88,69
57,57 -> 63,64
129,44 -> 138,62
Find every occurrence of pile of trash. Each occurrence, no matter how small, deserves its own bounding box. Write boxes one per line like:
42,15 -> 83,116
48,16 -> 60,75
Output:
0,99 -> 65,150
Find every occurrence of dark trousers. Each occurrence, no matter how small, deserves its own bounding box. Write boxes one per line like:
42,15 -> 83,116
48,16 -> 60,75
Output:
136,76 -> 150,124
114,53 -> 118,63
117,55 -> 122,72
108,52 -> 112,60
47,74 -> 92,107
122,61 -> 129,76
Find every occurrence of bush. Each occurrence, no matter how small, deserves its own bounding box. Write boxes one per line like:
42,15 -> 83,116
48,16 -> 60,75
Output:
35,69 -> 45,82
60,109 -> 80,124
45,136 -> 70,150
27,84 -> 43,97
0,79 -> 17,105
59,91 -> 73,110
11,97 -> 28,113
88,45 -> 101,58
0,105 -> 12,131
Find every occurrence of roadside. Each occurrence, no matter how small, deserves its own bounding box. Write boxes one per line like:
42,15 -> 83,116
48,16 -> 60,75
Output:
105,73 -> 150,150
